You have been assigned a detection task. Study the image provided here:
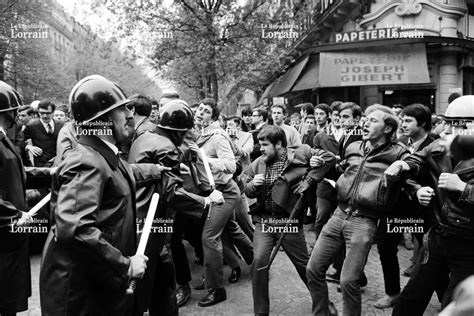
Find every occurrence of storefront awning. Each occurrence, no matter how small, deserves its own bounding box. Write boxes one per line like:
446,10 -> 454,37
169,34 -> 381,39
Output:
319,44 -> 430,87
291,55 -> 319,92
261,81 -> 276,99
270,56 -> 309,96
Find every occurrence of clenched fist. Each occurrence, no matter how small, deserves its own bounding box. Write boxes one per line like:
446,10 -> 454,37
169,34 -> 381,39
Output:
438,173 -> 466,192
129,254 -> 148,279
252,174 -> 265,187
310,156 -> 325,168
416,187 -> 435,206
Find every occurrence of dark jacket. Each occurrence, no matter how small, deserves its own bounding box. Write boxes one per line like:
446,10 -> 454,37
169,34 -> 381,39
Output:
395,134 -> 435,222
40,135 -> 163,316
336,140 -> 410,218
128,128 -> 207,313
132,117 -> 158,142
339,128 -> 363,160
313,125 -> 339,200
1,131 -> 52,312
451,135 -> 474,160
403,139 -> 474,237
6,122 -> 25,162
244,144 -> 336,223
23,119 -> 63,167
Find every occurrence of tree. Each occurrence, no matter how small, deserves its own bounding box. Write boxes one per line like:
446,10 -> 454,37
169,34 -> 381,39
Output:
94,0 -> 291,103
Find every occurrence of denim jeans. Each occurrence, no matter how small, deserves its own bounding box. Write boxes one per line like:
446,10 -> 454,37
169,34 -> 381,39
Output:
315,197 -> 337,239
252,221 -> 309,314
306,208 -> 378,316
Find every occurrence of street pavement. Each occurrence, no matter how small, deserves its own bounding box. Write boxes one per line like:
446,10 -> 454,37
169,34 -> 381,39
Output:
20,225 -> 441,315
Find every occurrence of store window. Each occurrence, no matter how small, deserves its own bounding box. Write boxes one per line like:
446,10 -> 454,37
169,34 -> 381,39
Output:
463,68 -> 474,95
383,89 -> 436,114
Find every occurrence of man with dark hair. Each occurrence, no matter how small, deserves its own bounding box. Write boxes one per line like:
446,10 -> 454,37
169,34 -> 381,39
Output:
17,105 -> 33,130
129,94 -> 159,142
330,101 -> 342,134
244,125 -> 336,316
374,103 -> 438,309
149,97 -> 160,124
250,108 -> 268,161
325,101 -> 364,284
307,105 -> 410,316
240,108 -> 253,132
386,95 -> 474,316
193,98 -> 253,307
23,100 -> 64,167
298,102 -> 315,135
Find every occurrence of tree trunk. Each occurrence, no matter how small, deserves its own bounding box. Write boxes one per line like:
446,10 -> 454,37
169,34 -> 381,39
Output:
0,54 -> 4,81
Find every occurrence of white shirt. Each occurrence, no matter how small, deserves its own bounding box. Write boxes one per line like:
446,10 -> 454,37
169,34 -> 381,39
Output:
0,127 -> 5,136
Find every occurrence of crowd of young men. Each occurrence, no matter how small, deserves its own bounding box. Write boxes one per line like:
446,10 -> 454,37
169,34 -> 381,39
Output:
1,75 -> 473,316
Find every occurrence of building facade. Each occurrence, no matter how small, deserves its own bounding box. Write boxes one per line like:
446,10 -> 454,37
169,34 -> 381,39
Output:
258,0 -> 474,114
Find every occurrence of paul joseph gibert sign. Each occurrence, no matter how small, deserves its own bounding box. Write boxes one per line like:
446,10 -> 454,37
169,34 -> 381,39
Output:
319,44 -> 430,87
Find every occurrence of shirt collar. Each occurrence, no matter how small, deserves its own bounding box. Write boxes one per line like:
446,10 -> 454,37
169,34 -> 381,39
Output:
100,138 -> 119,156
41,119 -> 53,131
0,127 -> 5,136
409,133 -> 428,152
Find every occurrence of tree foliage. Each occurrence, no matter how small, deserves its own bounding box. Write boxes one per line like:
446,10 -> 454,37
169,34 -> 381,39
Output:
95,0 -> 291,103
0,0 -> 161,104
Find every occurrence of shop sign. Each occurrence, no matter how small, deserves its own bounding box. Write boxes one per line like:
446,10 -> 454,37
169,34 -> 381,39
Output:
319,44 -> 430,87
334,28 -> 424,43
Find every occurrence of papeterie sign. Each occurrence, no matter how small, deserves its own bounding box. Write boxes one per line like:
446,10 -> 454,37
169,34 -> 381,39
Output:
334,28 -> 424,43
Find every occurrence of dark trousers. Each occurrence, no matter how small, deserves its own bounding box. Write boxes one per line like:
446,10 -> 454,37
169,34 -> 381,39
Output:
377,228 -> 404,296
170,213 -> 203,286
135,245 -> 178,316
252,222 -> 309,314
392,230 -> 474,316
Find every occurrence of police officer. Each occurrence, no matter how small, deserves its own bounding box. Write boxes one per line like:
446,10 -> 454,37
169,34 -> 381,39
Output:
40,75 -> 170,315
0,81 -> 34,316
128,99 -> 224,315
